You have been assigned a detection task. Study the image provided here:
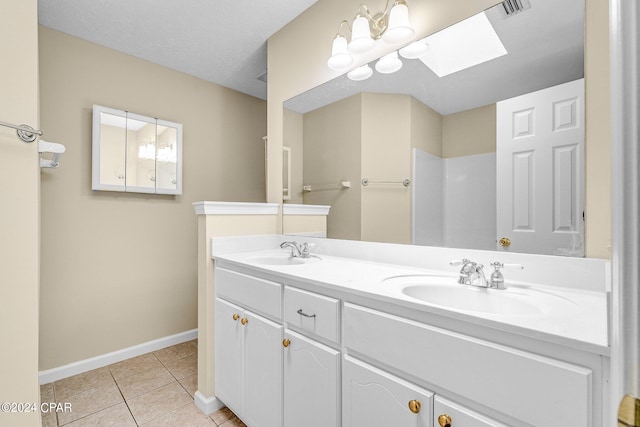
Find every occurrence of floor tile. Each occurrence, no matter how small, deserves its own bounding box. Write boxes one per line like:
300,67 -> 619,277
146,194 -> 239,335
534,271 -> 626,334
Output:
219,416 -> 247,427
109,353 -> 163,382
141,402 -> 215,427
41,412 -> 57,427
41,383 -> 55,403
163,353 -> 197,380
54,367 -> 115,402
62,402 -> 136,426
56,380 -> 123,425
154,340 -> 197,364
126,381 -> 193,425
178,373 -> 198,397
210,407 -> 235,425
115,365 -> 175,400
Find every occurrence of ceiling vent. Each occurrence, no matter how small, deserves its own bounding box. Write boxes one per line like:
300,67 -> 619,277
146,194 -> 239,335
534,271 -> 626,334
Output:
499,0 -> 531,18
256,70 -> 268,83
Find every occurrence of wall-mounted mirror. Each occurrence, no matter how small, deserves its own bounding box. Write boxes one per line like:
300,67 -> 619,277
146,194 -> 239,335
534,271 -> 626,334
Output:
92,105 -> 183,195
283,0 -> 585,256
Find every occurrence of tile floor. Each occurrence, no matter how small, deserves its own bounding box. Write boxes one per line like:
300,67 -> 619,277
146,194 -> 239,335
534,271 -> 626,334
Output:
40,340 -> 245,426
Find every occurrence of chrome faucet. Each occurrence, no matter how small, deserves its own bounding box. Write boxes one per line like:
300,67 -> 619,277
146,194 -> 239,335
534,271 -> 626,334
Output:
280,241 -> 311,258
450,259 -> 523,289
451,259 -> 488,287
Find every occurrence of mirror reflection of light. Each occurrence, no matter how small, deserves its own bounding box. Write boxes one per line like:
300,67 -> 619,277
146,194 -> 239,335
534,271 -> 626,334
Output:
138,143 -> 177,163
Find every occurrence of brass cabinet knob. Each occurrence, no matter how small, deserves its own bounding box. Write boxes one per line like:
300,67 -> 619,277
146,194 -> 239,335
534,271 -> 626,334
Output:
240,317 -> 248,325
282,338 -> 291,348
438,414 -> 452,427
232,313 -> 239,321
408,400 -> 421,414
498,237 -> 511,247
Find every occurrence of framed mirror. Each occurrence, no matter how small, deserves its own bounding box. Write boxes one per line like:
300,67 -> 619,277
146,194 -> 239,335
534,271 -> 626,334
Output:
92,105 -> 183,195
283,0 -> 585,256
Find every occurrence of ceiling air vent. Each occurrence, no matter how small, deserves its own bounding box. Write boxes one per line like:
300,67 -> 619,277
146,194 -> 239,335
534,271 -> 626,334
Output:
499,0 -> 531,18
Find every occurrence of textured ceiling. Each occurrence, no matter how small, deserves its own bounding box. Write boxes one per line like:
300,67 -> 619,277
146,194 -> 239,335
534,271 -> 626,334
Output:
37,0 -> 318,100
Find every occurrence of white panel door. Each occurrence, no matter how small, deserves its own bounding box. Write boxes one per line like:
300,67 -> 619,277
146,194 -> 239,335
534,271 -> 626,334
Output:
284,330 -> 340,427
243,310 -> 283,427
342,356 -> 433,427
496,79 -> 584,255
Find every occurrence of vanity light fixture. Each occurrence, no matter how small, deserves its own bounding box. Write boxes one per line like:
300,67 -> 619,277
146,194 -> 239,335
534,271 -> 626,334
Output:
327,0 -> 416,71
347,64 -> 374,81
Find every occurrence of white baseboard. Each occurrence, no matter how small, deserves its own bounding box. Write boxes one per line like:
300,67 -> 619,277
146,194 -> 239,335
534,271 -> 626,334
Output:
39,329 -> 197,385
194,391 -> 224,415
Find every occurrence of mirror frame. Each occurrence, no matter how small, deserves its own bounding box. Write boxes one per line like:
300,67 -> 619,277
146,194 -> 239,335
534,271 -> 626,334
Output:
91,104 -> 183,195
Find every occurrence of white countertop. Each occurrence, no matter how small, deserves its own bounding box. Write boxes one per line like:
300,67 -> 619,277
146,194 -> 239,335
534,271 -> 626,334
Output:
213,245 -> 610,357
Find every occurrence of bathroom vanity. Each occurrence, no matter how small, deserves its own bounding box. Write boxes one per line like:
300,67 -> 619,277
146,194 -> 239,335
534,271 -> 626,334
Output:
210,235 -> 609,427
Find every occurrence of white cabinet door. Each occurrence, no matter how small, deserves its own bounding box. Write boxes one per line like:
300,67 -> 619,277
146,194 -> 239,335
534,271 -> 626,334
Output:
434,396 -> 509,427
496,78 -> 584,256
215,298 -> 283,427
243,311 -> 283,427
343,356 -> 433,427
214,298 -> 244,415
284,330 -> 340,427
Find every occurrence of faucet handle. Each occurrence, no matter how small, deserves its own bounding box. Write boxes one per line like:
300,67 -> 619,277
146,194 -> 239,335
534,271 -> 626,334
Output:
449,258 -> 471,267
489,262 -> 524,289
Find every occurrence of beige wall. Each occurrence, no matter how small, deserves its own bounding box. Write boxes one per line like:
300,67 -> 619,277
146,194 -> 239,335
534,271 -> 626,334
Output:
0,0 -> 41,425
38,27 -> 267,370
410,97 -> 443,157
269,0 -> 611,259
443,104 -> 496,158
361,93 -> 412,244
302,94 -> 362,240
584,0 -> 611,259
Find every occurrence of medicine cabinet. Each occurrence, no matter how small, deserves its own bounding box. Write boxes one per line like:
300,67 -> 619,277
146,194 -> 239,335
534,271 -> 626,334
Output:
92,105 -> 183,195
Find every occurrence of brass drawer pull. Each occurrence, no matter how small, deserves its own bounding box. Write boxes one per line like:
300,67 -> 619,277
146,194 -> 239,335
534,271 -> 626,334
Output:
282,338 -> 291,348
408,399 -> 421,414
297,309 -> 316,318
438,414 -> 452,427
232,313 -> 239,321
240,317 -> 248,325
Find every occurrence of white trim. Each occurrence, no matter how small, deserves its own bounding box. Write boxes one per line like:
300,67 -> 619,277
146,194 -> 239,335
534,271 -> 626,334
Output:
283,231 -> 326,238
193,201 -> 280,215
194,391 -> 225,415
38,329 -> 197,384
282,204 -> 331,216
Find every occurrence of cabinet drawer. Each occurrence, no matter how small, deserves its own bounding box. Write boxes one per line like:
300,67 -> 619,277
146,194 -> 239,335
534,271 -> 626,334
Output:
284,286 -> 339,344
344,303 -> 592,426
434,396 -> 508,427
216,267 -> 282,320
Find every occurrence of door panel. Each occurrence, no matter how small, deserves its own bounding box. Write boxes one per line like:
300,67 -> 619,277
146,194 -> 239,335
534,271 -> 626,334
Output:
214,298 -> 244,414
243,311 -> 283,427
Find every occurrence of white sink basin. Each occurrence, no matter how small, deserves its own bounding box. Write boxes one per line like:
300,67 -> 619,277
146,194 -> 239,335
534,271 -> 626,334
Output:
383,275 -> 580,316
245,254 -> 321,266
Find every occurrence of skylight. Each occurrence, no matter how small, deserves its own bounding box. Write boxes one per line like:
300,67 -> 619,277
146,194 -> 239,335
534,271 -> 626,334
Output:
418,12 -> 507,77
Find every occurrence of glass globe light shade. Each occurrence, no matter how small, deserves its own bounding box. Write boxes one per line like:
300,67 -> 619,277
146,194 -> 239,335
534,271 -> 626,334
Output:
375,51 -> 403,74
327,35 -> 353,70
348,16 -> 375,54
399,40 -> 428,59
383,2 -> 415,44
347,64 -> 374,81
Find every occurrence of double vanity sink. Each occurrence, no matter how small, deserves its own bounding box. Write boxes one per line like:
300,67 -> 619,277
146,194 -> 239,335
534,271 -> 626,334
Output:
212,236 -> 609,426
238,248 -> 595,328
